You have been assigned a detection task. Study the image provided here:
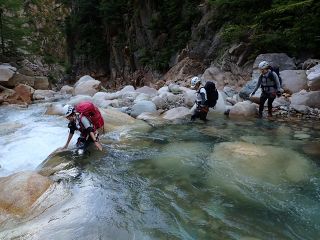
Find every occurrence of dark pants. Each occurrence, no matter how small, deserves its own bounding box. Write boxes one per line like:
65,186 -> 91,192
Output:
259,92 -> 276,117
76,136 -> 92,151
191,106 -> 209,121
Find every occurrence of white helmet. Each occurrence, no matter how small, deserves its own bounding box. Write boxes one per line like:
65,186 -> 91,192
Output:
191,77 -> 201,87
258,61 -> 270,70
63,104 -> 74,117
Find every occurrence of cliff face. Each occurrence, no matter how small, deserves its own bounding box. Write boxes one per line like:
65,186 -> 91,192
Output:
64,0 -> 203,86
3,0 -> 319,89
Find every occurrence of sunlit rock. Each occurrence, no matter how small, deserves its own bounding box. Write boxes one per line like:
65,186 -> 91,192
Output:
137,112 -> 167,126
100,108 -> 150,134
183,90 -> 196,107
229,101 -> 257,117
162,107 -> 190,121
74,79 -> 101,96
60,85 -> 74,95
209,142 -> 314,184
152,96 -> 166,109
135,86 -> 157,97
74,75 -> 95,87
33,90 -> 56,100
306,64 -> 320,90
133,93 -> 151,103
290,90 -> 320,108
281,70 -> 308,93
130,100 -> 157,118
0,171 -> 52,216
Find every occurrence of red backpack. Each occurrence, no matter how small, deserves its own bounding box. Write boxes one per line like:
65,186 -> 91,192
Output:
75,101 -> 104,131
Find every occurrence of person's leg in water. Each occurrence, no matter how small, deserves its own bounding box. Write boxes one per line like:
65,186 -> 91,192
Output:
258,92 -> 268,118
267,93 -> 276,117
191,107 -> 201,121
76,137 -> 91,155
199,106 -> 209,121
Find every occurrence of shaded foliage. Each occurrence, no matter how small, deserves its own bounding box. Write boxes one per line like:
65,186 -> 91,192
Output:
209,0 -> 320,57
0,0 -> 33,58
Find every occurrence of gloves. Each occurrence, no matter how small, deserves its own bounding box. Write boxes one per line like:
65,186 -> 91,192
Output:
276,91 -> 281,97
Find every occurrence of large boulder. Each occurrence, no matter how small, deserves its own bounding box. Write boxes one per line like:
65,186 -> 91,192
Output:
45,103 -> 64,115
290,90 -> 320,108
0,171 -> 52,216
100,108 -> 150,133
74,79 -> 101,96
184,90 -> 196,107
74,75 -> 95,87
0,64 -> 16,83
209,142 -> 314,184
60,85 -> 74,95
252,53 -> 296,81
135,86 -> 157,97
229,101 -> 257,117
253,53 -> 296,71
3,73 -> 35,88
162,107 -> 191,120
130,100 -> 157,118
14,84 -> 35,104
281,70 -> 308,93
152,96 -> 166,109
34,76 -> 49,90
306,64 -> 320,90
33,90 -> 56,100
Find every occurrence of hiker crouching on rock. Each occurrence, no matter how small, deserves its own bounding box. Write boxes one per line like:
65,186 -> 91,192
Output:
190,77 -> 209,121
250,61 -> 282,118
62,104 -> 103,154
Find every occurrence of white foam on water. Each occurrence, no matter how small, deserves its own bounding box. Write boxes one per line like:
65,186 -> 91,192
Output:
0,104 -> 77,177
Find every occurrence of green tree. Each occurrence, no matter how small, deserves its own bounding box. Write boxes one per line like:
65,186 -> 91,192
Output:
0,0 -> 32,57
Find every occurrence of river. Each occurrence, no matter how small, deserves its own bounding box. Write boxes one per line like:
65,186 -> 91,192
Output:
0,103 -> 319,239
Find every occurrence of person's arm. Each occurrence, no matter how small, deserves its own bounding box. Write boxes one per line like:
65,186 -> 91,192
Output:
89,131 -> 103,151
251,76 -> 262,95
81,116 -> 103,151
62,132 -> 74,149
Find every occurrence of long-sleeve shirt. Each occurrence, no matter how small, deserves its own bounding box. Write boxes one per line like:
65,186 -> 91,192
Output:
253,70 -> 281,94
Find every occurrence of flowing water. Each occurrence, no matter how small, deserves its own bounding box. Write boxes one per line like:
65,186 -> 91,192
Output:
0,104 -> 319,240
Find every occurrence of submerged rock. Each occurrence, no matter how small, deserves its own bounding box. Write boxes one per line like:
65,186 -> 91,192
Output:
209,142 -> 314,184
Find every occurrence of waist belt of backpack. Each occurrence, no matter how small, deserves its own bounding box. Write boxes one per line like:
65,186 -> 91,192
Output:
262,84 -> 276,92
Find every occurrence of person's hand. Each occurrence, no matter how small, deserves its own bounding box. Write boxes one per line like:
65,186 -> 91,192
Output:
94,141 -> 103,151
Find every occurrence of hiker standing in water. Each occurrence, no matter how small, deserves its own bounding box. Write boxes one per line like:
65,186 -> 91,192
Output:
250,61 -> 282,118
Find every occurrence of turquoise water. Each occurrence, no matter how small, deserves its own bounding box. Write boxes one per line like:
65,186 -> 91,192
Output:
0,106 -> 319,239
